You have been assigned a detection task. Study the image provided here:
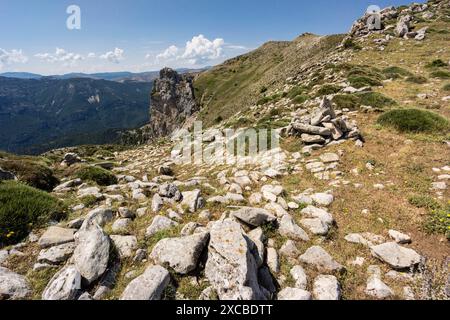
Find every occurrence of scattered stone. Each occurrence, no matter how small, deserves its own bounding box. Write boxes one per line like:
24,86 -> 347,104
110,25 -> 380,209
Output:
279,215 -> 310,241
181,189 -> 205,213
205,219 -> 267,300
42,265 -> 81,300
290,266 -> 308,290
231,207 -> 276,227
81,207 -> 113,229
278,288 -> 311,300
371,242 -> 422,270
280,240 -> 300,258
146,215 -> 178,238
301,206 -> 334,225
299,246 -> 344,273
300,218 -> 330,236
37,243 -> 75,265
38,227 -> 76,248
365,266 -> 393,299
388,230 -> 411,244
73,222 -> 110,284
266,248 -> 280,274
0,267 -> 30,300
150,232 -> 210,274
152,194 -> 164,213
112,218 -> 132,233
313,275 -> 341,300
120,265 -> 170,300
110,235 -> 138,259
320,153 -> 339,164
118,207 -> 136,219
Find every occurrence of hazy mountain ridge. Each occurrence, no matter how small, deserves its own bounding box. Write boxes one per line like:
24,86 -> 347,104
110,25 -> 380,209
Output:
0,76 -> 152,154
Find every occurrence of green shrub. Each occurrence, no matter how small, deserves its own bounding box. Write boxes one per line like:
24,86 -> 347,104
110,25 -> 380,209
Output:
377,108 -> 450,133
0,181 -> 65,246
382,66 -> 413,79
316,84 -> 341,96
76,166 -> 118,186
423,205 -> 450,240
357,92 -> 397,108
406,75 -> 428,84
287,86 -> 306,99
343,38 -> 361,50
348,76 -> 383,88
332,94 -> 360,110
443,83 -> 450,91
430,70 -> 450,79
292,94 -> 309,104
0,159 -> 59,191
426,59 -> 448,68
408,195 -> 441,210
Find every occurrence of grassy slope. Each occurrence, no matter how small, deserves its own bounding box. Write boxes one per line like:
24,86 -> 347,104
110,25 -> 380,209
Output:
194,33 -> 345,126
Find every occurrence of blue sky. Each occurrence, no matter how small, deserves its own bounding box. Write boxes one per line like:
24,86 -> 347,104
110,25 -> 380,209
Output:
0,0 -> 420,75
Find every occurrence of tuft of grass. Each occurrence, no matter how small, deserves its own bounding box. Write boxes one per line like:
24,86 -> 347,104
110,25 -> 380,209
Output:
343,38 -> 362,50
382,66 -> 413,79
76,165 -> 118,186
332,94 -> 360,110
430,70 -> 450,79
292,94 -> 309,104
286,86 -> 307,99
357,92 -> 396,108
426,59 -> 448,68
409,195 -> 441,211
348,76 -> 383,88
316,84 -> 341,96
442,83 -> 450,91
377,108 -> 450,133
406,75 -> 428,84
0,181 -> 66,246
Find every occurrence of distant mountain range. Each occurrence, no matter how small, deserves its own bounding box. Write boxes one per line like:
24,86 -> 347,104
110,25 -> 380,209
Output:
0,67 -> 210,83
0,77 -> 152,154
0,67 -> 210,154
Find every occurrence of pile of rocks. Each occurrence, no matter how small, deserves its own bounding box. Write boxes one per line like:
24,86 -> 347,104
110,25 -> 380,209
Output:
344,2 -> 437,44
285,98 -> 363,152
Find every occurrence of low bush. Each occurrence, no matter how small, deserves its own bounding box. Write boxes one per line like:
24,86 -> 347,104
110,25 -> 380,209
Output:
382,66 -> 413,79
348,76 -> 383,88
0,181 -> 65,246
332,94 -> 360,110
430,70 -> 450,79
406,75 -> 428,84
443,83 -> 450,91
357,92 -> 397,108
377,108 -> 450,133
76,166 -> 118,186
426,59 -> 448,68
0,159 -> 58,191
316,84 -> 341,96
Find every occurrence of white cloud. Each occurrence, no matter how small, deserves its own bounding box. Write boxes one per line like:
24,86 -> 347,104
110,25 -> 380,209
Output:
155,34 -> 225,66
87,52 -> 96,58
100,48 -> 124,63
35,48 -> 84,64
181,35 -> 224,63
156,45 -> 179,61
0,48 -> 28,69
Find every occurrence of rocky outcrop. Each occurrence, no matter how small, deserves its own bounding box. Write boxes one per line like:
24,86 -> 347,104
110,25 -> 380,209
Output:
148,68 -> 198,138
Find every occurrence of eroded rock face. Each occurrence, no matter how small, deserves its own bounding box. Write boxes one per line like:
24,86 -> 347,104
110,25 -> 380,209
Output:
0,267 -> 30,300
148,68 -> 198,138
150,232 -> 210,274
120,265 -> 170,300
205,219 -> 267,300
